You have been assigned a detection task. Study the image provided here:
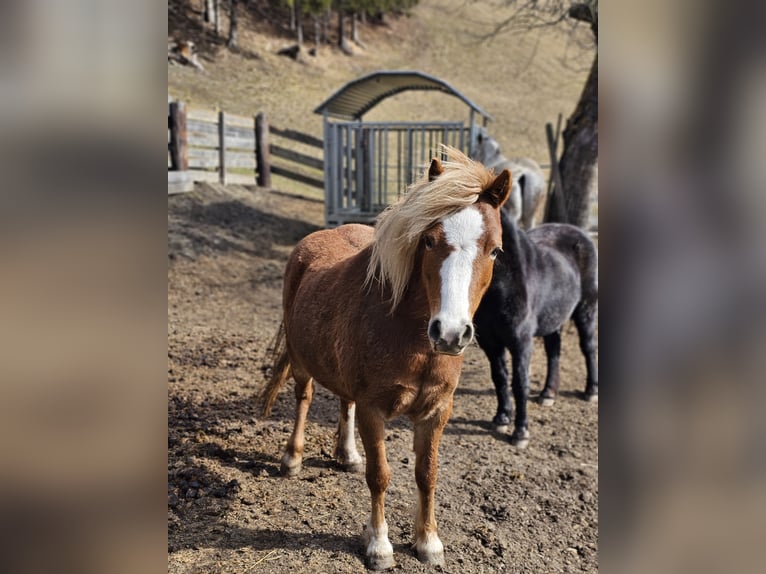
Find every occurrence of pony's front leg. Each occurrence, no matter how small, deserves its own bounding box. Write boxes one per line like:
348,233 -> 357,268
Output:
510,338 -> 533,448
334,399 -> 364,472
357,408 -> 394,570
412,403 -> 452,566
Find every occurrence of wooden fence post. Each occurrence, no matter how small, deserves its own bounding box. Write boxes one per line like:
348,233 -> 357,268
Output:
219,111 -> 227,185
544,121 -> 567,223
256,112 -> 271,188
169,101 -> 188,171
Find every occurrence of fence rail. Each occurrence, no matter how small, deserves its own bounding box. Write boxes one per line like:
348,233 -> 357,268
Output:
167,99 -> 324,196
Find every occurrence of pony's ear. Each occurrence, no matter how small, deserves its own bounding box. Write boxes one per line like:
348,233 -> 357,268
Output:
481,169 -> 511,208
428,158 -> 444,181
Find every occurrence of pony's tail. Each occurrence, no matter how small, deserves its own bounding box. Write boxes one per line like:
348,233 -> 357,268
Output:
260,321 -> 291,417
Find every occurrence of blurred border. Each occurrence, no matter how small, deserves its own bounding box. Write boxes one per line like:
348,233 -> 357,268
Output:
603,1 -> 766,573
0,1 -> 167,573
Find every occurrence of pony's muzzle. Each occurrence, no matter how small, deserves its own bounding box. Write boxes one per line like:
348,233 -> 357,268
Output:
428,318 -> 474,355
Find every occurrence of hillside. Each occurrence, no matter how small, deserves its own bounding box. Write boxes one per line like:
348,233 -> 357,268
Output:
168,0 -> 593,163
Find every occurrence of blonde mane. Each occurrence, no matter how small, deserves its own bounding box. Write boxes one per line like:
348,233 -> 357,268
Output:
365,145 -> 496,311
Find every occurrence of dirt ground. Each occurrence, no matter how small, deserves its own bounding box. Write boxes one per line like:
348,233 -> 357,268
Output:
167,184 -> 598,573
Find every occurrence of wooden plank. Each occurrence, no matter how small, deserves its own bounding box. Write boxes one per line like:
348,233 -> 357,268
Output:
256,112 -> 271,188
187,131 -> 219,148
225,135 -> 255,150
188,169 -> 254,185
270,144 -> 323,171
188,119 -> 254,141
225,151 -> 256,169
188,118 -> 219,135
168,171 -> 194,194
188,148 -> 220,168
188,131 -> 254,150
271,165 -> 323,189
270,125 -> 323,148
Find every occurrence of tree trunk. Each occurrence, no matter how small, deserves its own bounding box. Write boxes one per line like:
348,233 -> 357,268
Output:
228,0 -> 238,48
290,2 -> 296,31
214,0 -> 221,36
314,16 -> 320,47
351,13 -> 359,44
204,0 -> 215,24
337,3 -> 351,54
296,0 -> 303,46
547,54 -> 598,228
322,9 -> 330,44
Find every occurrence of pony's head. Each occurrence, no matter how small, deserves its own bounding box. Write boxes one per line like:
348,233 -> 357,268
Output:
367,146 -> 510,355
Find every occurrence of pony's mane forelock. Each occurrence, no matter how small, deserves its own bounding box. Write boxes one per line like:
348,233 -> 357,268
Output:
365,145 -> 495,311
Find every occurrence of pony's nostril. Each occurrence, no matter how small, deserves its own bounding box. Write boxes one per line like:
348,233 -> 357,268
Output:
461,324 -> 475,345
428,319 -> 442,342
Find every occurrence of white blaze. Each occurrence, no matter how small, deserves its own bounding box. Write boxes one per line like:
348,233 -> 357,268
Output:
435,206 -> 484,337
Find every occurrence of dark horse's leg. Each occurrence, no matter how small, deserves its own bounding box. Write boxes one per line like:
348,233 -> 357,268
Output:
357,407 -> 394,570
485,345 -> 512,430
539,330 -> 562,406
509,336 -> 533,448
281,372 -> 315,477
574,302 -> 598,402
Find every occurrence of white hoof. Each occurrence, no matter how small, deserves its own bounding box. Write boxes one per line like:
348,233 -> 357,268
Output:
414,532 -> 445,566
510,429 -> 530,449
494,424 -> 509,434
540,397 -> 556,407
280,452 -> 302,477
586,393 -> 599,404
363,520 -> 394,570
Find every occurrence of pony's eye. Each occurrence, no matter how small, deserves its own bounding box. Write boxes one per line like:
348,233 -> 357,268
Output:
490,246 -> 501,260
424,236 -> 434,250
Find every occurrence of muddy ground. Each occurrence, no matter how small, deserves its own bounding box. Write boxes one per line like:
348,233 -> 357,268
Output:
168,184 -> 598,573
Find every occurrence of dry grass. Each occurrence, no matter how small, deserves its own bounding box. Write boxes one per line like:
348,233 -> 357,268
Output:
168,0 -> 593,170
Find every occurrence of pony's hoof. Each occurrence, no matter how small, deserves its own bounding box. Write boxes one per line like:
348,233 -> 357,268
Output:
280,454 -> 302,477
492,414 -> 511,433
414,534 -> 445,566
342,460 -> 365,474
365,553 -> 395,570
540,396 -> 556,407
585,392 -> 598,404
417,550 -> 445,566
509,428 -> 530,449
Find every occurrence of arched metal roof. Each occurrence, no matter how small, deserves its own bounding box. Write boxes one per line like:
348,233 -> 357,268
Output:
314,70 -> 493,121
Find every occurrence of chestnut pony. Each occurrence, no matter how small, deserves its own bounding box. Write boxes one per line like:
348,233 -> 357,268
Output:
261,147 -> 510,570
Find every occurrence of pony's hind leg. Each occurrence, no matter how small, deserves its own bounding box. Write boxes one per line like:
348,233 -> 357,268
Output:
573,302 -> 598,402
412,404 -> 451,566
280,372 -> 315,477
357,408 -> 394,570
334,399 -> 363,473
539,330 -> 562,407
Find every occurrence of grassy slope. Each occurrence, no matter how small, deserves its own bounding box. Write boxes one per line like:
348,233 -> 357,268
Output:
168,0 -> 592,177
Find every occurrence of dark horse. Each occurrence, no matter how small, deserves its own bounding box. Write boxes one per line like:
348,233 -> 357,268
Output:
473,209 -> 598,447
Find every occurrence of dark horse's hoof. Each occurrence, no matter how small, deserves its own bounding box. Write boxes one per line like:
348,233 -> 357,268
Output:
539,393 -> 556,407
509,428 -> 530,449
585,392 -> 598,404
492,413 -> 511,432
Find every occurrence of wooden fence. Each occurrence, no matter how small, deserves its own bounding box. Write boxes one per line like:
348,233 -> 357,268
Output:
168,99 -> 324,196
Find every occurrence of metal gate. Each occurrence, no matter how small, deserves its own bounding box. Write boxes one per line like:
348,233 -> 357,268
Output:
323,121 -> 471,227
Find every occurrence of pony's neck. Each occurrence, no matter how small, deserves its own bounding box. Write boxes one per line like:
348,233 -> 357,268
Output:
498,210 -> 532,296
